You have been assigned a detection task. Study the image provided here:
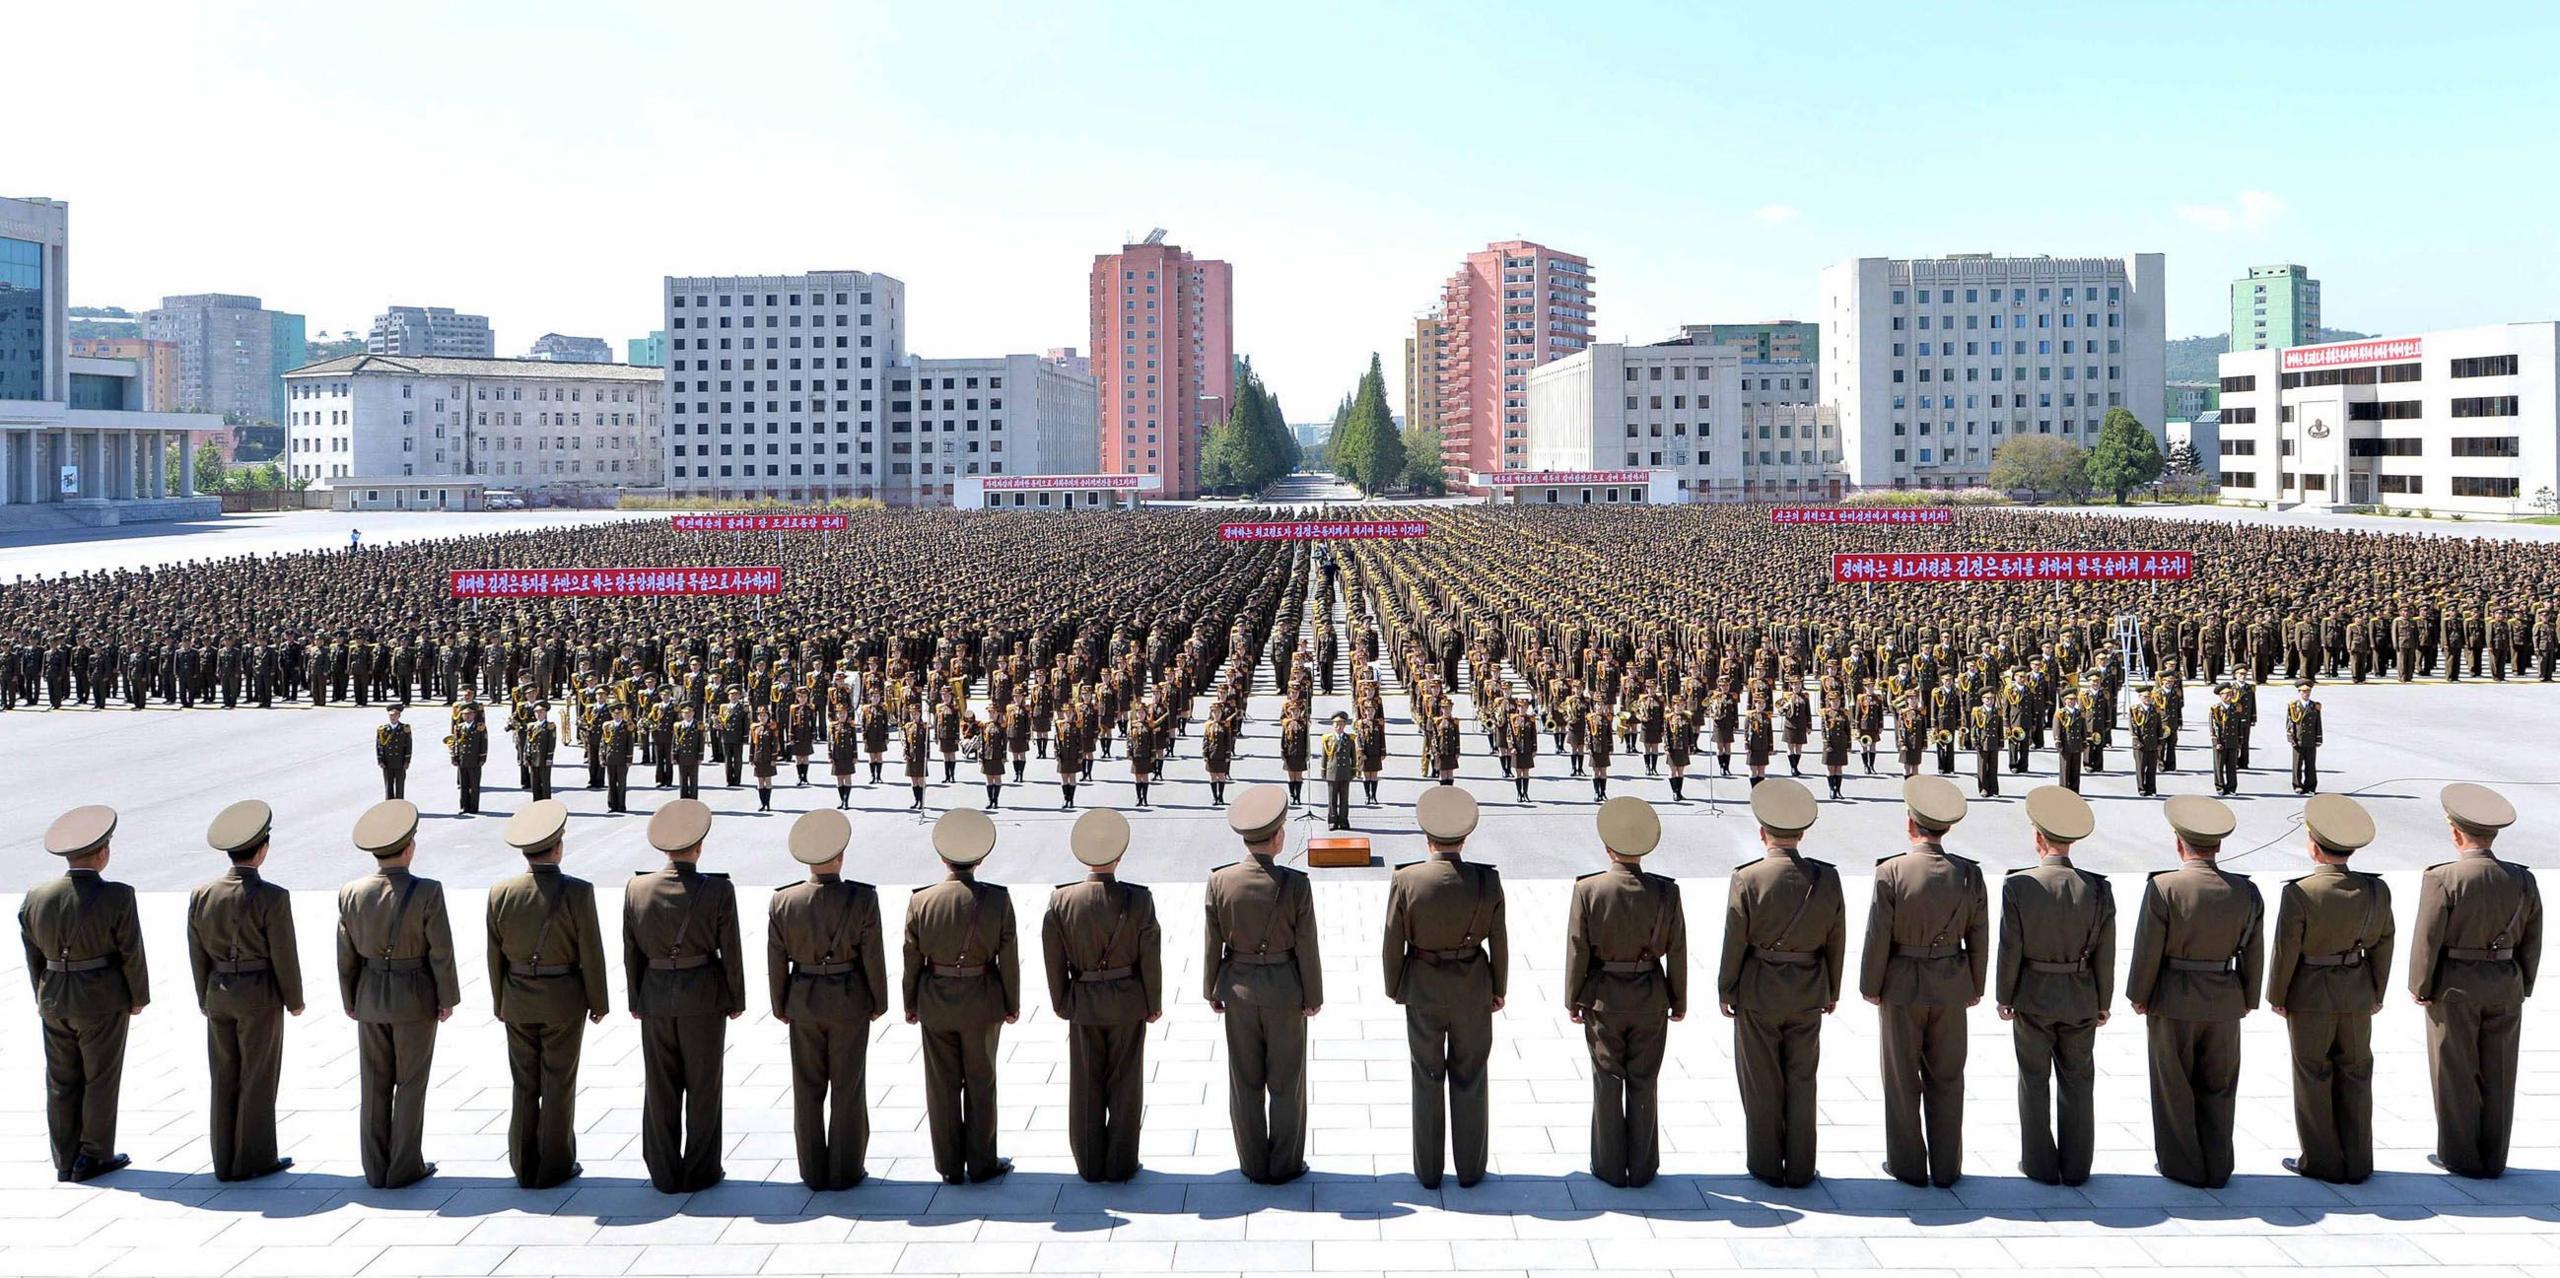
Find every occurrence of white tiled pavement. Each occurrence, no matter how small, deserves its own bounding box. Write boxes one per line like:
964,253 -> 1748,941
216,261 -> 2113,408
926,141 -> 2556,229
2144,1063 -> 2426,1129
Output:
2,874 -> 2555,1278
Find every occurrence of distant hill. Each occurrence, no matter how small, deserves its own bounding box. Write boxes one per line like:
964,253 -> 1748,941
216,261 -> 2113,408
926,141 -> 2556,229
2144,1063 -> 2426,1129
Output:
2166,328 -> 2374,382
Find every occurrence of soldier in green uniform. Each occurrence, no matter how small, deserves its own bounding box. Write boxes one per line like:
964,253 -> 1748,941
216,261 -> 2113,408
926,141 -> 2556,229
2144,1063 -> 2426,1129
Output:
1206,785 -> 1323,1184
525,701 -> 558,801
2410,783 -> 2540,1178
1043,808 -> 1163,1183
1969,695 -> 2002,799
337,799 -> 460,1189
1861,776 -> 1986,1187
2268,793 -> 2392,1184
2128,684 -> 2162,797
376,704 -> 413,800
769,808 -> 887,1191
601,703 -> 636,813
1320,711 -> 1357,830
22,805 -> 147,1183
188,800 -> 303,1182
450,703 -> 490,814
672,703 -> 705,800
1383,788 -> 1507,1189
624,799 -> 745,1193
488,799 -> 610,1189
1999,786 -> 2111,1186
2127,794 -> 2262,1188
2209,683 -> 2244,796
1719,778 -> 1844,1188
1568,796 -> 1685,1188
903,808 -> 1020,1184
2286,681 -> 2322,794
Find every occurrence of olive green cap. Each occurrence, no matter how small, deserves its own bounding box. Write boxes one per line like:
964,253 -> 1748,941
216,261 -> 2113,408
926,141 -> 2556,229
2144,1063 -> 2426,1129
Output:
353,800 -> 419,858
503,799 -> 568,855
647,799 -> 713,854
1596,795 -> 1661,857
1416,787 -> 1479,843
790,808 -> 851,865
1071,808 -> 1130,867
2303,793 -> 2375,852
2164,794 -> 2236,850
205,800 -> 273,855
44,805 -> 117,858
2441,782 -> 2517,835
2025,786 -> 2094,844
1750,778 -> 1819,835
1902,775 -> 1968,834
1227,784 -> 1289,843
933,808 -> 997,865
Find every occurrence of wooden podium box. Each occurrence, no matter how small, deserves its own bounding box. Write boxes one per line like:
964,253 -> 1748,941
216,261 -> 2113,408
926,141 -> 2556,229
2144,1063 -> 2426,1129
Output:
1306,835 -> 1372,868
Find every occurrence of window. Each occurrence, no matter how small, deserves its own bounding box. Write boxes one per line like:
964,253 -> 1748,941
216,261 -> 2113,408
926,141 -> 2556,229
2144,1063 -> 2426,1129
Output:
2452,476 -> 2521,498
2379,362 -> 2422,384
2450,436 -> 2521,458
2450,354 -> 2519,378
2377,474 -> 2423,495
2348,438 -> 2422,457
2219,439 -> 2257,456
2347,400 -> 2420,421
2451,396 -> 2519,418
2221,406 -> 2257,424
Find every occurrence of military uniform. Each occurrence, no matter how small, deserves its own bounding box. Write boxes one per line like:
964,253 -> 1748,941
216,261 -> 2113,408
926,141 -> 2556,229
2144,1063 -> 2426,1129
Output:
2286,686 -> 2322,794
1206,786 -> 1323,1183
20,806 -> 148,1182
1569,797 -> 1686,1187
2126,796 -> 2262,1188
1042,808 -> 1163,1182
770,809 -> 888,1190
672,713 -> 705,799
904,808 -> 1021,1183
1320,721 -> 1357,830
1719,780 -> 1846,1188
188,801 -> 304,1182
2268,795 -> 2393,1184
2410,784 -> 2541,1178
336,801 -> 461,1189
1862,778 -> 1988,1187
624,800 -> 747,1193
1999,787 -> 2114,1186
488,801 -> 611,1189
1383,788 -> 1507,1188
376,712 -> 413,800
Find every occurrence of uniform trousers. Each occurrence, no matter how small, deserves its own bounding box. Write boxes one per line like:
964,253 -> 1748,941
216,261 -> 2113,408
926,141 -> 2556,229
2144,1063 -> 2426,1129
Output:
356,1019 -> 438,1188
2147,1015 -> 2241,1188
2293,746 -> 2318,792
1735,1008 -> 1823,1188
2426,996 -> 2523,1177
787,1018 -> 871,1190
2285,1010 -> 2374,1183
207,1006 -> 285,1180
457,763 -> 483,813
918,1019 -> 1004,1181
639,1013 -> 726,1192
2013,1013 -> 2098,1185
504,1020 -> 585,1188
1066,1022 -> 1146,1182
1583,1010 -> 1668,1187
1403,1001 -> 1493,1187
606,763 -> 630,811
1879,1001 -> 1968,1186
1223,1000 -> 1309,1183
41,1013 -> 128,1178
1326,777 -> 1352,829
677,761 -> 701,799
382,767 -> 406,800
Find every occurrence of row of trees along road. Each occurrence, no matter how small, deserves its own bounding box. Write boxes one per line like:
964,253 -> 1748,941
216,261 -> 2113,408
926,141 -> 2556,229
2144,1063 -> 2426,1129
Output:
1325,352 -> 1445,496
1200,356 -> 1301,494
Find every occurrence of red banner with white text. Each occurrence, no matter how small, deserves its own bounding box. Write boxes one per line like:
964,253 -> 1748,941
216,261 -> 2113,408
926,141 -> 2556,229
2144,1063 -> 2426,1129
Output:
451,567 -> 785,598
669,514 -> 849,532
1772,506 -> 1953,526
1218,520 -> 1429,542
1830,551 -> 2191,584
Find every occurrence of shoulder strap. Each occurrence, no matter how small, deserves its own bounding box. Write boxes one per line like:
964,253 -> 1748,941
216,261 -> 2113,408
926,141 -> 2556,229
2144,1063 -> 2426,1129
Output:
378,876 -> 421,959
1770,862 -> 1823,948
1641,876 -> 1673,961
1928,863 -> 1974,945
529,876 -> 575,964
2494,867 -> 2535,947
817,882 -> 865,965
1095,881 -> 1137,968
1458,864 -> 1495,946
1251,870 -> 1294,956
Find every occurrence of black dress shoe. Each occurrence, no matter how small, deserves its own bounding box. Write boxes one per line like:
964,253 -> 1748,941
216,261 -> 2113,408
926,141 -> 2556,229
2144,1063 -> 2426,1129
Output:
692,1170 -> 726,1192
1267,1163 -> 1309,1185
70,1153 -> 132,1183
250,1157 -> 295,1180
2282,1157 -> 2311,1178
942,1172 -> 965,1185
1455,1173 -> 1483,1189
967,1159 -> 1013,1184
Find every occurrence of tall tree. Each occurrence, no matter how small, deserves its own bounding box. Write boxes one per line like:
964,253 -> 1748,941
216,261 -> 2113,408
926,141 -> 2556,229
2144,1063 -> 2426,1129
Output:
1401,423 -> 1448,496
193,438 -> 229,493
1989,435 -> 2088,499
1326,388 -> 1368,485
1341,353 -> 1403,494
2085,407 -> 2165,505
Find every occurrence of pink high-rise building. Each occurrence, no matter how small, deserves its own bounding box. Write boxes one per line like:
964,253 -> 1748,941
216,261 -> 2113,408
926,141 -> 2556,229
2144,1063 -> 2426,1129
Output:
1436,240 -> 1593,485
1089,232 -> 1233,499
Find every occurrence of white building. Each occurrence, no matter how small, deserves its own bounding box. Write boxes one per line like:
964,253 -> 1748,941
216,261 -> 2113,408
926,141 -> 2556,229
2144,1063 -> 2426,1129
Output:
891,353 -> 1100,502
1820,253 -> 2165,490
1523,342 -> 1842,501
660,271 -> 906,502
2168,411 -> 2222,481
527,332 -> 613,363
283,354 -> 664,494
368,305 -> 494,357
2213,325 -> 2558,516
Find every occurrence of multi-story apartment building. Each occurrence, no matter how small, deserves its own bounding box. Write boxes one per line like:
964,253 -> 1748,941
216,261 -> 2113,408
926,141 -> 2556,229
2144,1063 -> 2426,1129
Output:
2231,264 -> 2320,353
284,354 -> 663,492
659,271 -> 906,503
1819,253 -> 2165,489
1088,232 -> 1232,498
367,305 -> 495,357
528,333 -> 613,363
2214,324 -> 2558,516
1403,311 -> 1443,438
144,292 -> 307,425
64,336 -> 179,411
627,330 -> 665,368
1435,240 -> 1591,485
1523,342 -> 1841,502
1668,320 -> 1818,364
887,353 -> 1099,501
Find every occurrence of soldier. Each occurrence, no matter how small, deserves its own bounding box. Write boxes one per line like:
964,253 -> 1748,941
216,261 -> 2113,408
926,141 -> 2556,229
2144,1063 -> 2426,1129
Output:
1719,778 -> 1845,1189
1567,796 -> 1685,1188
1969,695 -> 2001,799
1820,702 -> 1851,800
1861,776 -> 1987,1188
1206,785 -> 1323,1184
450,703 -> 490,814
2127,794 -> 2262,1189
650,694 -> 679,790
2268,793 -> 2392,1184
828,707 -> 861,808
2410,783 -> 2540,1179
188,800 -> 304,1182
2053,693 -> 2086,793
1382,788 -> 1507,1189
1320,710 -> 1357,831
1999,786 -> 2112,1187
376,704 -> 413,801
717,686 -> 751,789
21,805 -> 147,1183
337,799 -> 459,1189
769,808 -> 887,1191
2286,681 -> 2322,794
903,808 -> 1021,1184
1043,808 -> 1163,1183
672,702 -> 705,800
2128,684 -> 2162,797
525,701 -> 558,801
601,703 -> 637,813
625,799 -> 745,1193
488,800 -> 610,1189
2209,684 -> 2244,796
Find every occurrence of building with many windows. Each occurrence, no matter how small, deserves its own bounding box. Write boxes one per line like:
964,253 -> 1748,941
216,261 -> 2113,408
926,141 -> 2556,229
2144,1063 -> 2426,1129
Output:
626,330 -> 665,367
1820,253 -> 2165,489
1436,239 -> 1592,485
368,305 -> 495,357
144,291 -> 307,426
1403,311 -> 1442,439
659,271 -> 906,502
1087,232 -> 1232,499
283,354 -> 663,494
2231,263 -> 2320,353
527,332 -> 613,363
65,336 -> 179,410
1523,342 -> 1841,502
1666,320 -> 1817,364
885,353 -> 1098,504
2213,324 -> 2558,516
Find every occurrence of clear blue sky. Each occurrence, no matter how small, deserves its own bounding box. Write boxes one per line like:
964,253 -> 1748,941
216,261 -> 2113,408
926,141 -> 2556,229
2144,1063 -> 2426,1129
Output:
18,0 -> 2559,418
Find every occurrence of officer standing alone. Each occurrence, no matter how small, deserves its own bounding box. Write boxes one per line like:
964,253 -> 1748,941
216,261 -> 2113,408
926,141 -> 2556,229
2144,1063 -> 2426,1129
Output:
1566,796 -> 1685,1188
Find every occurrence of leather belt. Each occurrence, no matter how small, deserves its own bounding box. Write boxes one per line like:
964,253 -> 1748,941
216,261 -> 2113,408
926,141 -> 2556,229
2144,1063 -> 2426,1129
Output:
795,962 -> 856,977
2165,957 -> 2235,973
44,956 -> 111,973
2025,959 -> 2088,974
510,962 -> 578,978
1599,960 -> 1659,975
1895,943 -> 1963,960
647,954 -> 712,971
2446,947 -> 2517,963
367,957 -> 425,973
1073,966 -> 1135,983
929,962 -> 990,978
212,960 -> 272,975
2297,952 -> 2366,969
1227,950 -> 1295,966
1752,949 -> 1816,966
1412,945 -> 1481,962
